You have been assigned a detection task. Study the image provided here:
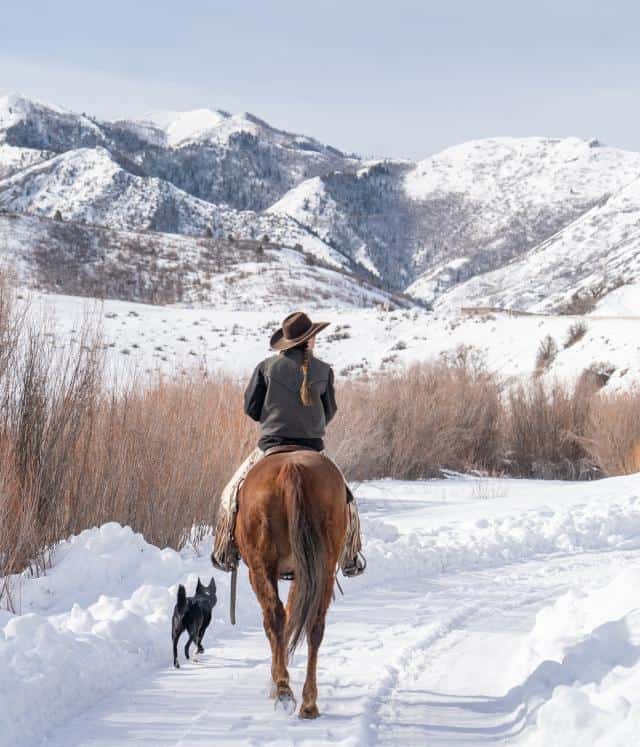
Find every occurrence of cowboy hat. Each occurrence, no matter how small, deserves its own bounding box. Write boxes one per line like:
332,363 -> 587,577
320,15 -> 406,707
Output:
270,311 -> 330,351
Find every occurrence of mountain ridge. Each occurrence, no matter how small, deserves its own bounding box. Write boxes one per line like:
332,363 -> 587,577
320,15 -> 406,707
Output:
2,92 -> 640,311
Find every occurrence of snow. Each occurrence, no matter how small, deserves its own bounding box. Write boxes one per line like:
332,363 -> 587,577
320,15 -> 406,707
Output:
405,137 -> 640,206
405,137 -> 640,306
267,176 -> 333,232
592,282 -> 640,317
0,144 -> 51,179
20,293 -> 640,392
0,91 -> 105,144
141,109 -> 231,147
5,95 -> 640,311
515,569 -> 640,746
0,92 -> 60,136
0,157 -> 349,268
135,108 -> 337,155
433,176 -> 640,313
355,244 -> 381,277
3,474 -> 640,745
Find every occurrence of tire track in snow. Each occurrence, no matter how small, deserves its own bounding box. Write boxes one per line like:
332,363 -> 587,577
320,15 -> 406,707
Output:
354,604 -> 478,746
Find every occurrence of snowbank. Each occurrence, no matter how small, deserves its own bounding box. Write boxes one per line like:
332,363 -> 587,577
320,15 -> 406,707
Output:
592,282 -> 640,317
354,486 -> 640,590
517,569 -> 640,746
0,524 -> 257,747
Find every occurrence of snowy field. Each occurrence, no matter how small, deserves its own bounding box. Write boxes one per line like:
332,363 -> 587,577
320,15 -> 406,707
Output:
3,473 -> 640,745
21,291 -> 640,391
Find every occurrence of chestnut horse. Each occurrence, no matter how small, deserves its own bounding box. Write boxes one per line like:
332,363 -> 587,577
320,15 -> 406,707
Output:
233,450 -> 347,719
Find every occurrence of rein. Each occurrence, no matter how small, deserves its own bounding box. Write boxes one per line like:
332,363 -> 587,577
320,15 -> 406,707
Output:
230,565 -> 238,625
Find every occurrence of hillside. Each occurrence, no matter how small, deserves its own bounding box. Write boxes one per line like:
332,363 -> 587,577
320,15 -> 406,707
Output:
0,211 -> 400,309
434,175 -> 640,313
2,93 -> 640,311
404,136 -> 640,303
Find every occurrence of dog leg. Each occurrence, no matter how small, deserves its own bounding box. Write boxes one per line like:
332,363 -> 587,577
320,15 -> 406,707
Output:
197,613 -> 210,654
173,633 -> 181,669
184,635 -> 193,661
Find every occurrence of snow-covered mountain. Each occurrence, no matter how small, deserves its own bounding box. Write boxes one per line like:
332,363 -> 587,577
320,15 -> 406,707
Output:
268,137 -> 640,305
405,137 -> 640,305
435,175 -> 640,313
0,93 -> 355,210
2,92 -> 640,311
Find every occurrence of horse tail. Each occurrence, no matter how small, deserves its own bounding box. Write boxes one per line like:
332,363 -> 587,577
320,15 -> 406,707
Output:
279,461 -> 326,654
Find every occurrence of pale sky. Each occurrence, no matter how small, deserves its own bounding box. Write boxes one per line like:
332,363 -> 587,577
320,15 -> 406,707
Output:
1,0 -> 639,159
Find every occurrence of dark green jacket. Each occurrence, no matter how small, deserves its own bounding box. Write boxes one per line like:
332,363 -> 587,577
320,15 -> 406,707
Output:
244,348 -> 337,451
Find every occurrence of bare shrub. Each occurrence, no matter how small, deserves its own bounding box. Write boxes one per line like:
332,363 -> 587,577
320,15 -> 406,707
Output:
327,360 -> 502,480
0,291 -> 255,601
503,377 -> 598,479
69,377 -> 255,550
564,321 -> 588,348
579,361 -> 616,389
0,311 -> 104,578
585,390 -> 640,476
559,291 -> 598,315
534,335 -> 558,376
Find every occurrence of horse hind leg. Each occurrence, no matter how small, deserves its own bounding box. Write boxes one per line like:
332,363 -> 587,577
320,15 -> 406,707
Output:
299,576 -> 334,719
248,566 -> 295,713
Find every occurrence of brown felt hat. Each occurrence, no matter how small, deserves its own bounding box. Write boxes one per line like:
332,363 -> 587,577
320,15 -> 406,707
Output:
270,312 -> 330,351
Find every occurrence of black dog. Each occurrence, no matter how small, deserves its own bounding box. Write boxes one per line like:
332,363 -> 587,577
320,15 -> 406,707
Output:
172,577 -> 217,668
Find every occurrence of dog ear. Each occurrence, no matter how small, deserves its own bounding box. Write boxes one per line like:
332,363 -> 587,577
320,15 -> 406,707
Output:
208,577 -> 216,591
196,577 -> 204,593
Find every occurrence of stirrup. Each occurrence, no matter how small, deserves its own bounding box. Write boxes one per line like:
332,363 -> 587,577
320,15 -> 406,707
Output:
211,544 -> 239,573
341,551 -> 366,578
211,555 -> 235,573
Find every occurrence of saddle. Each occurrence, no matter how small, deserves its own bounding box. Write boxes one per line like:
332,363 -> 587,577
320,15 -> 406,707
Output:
263,444 -> 317,457
263,446 -> 353,503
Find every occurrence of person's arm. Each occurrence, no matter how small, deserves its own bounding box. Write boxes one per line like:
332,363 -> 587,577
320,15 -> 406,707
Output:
321,367 -> 338,424
244,363 -> 267,421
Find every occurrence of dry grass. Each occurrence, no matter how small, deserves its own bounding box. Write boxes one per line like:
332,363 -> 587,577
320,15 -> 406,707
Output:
328,359 -> 501,480
585,390 -> 640,476
0,284 -> 255,605
503,377 -> 597,479
534,334 -> 558,376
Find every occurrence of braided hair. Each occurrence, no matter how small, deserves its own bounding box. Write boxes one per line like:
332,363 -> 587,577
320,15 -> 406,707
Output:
300,342 -> 313,407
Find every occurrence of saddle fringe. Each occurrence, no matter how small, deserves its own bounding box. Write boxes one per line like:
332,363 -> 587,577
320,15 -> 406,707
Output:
212,506 -> 237,572
339,500 -> 362,569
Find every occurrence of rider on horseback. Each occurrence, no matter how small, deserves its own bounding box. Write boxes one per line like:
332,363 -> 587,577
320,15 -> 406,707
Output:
212,311 -> 365,577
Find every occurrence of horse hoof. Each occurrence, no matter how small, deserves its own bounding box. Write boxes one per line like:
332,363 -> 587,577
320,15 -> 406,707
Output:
274,691 -> 297,716
299,704 -> 320,719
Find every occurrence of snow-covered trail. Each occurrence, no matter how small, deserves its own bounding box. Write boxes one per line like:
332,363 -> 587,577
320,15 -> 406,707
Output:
6,474 -> 640,746
41,550 -> 639,746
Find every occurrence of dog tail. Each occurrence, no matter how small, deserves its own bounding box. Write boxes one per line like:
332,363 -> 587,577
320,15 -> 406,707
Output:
176,584 -> 187,610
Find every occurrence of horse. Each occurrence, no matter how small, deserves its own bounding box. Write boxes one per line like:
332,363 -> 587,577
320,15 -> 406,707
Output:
232,450 -> 347,719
